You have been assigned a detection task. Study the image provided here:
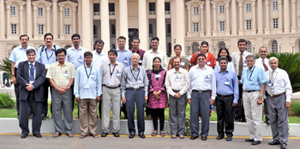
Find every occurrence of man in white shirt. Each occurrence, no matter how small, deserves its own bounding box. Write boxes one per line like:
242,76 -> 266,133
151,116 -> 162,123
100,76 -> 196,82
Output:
142,37 -> 168,70
92,39 -> 109,69
266,57 -> 292,149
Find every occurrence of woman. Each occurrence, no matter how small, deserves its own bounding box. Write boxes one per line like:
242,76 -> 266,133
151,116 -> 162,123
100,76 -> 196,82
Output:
214,47 -> 234,72
168,44 -> 190,71
147,57 -> 168,137
189,41 -> 216,68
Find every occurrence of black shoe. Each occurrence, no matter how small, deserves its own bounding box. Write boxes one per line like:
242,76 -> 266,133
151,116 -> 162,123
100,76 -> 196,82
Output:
268,140 -> 281,145
112,132 -> 120,137
21,133 -> 28,139
33,133 -> 42,138
129,132 -> 135,139
280,143 -> 287,149
245,138 -> 254,142
201,136 -> 207,141
226,136 -> 232,141
251,141 -> 261,145
216,135 -> 224,140
190,136 -> 198,140
139,132 -> 145,139
101,132 -> 108,137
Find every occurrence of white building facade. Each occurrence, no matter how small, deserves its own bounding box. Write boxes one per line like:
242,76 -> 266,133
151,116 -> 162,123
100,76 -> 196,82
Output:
0,0 -> 300,60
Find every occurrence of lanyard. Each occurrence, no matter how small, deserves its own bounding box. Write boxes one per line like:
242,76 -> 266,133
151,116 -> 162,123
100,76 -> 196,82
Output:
84,65 -> 93,80
130,67 -> 140,81
45,48 -> 54,61
109,63 -> 117,77
247,66 -> 256,81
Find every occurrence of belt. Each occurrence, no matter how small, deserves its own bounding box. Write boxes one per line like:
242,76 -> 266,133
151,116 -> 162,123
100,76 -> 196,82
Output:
217,94 -> 233,98
126,87 -> 144,91
172,89 -> 180,92
192,90 -> 211,93
273,92 -> 286,98
244,90 -> 259,93
103,84 -> 120,89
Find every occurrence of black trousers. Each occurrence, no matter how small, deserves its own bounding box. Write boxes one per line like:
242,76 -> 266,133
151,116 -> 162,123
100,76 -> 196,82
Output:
14,68 -> 20,116
42,79 -> 51,116
234,83 -> 246,122
19,92 -> 42,135
151,108 -> 165,131
216,95 -> 234,137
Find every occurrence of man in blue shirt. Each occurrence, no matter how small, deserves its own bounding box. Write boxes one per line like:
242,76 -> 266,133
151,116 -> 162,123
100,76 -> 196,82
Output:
241,55 -> 267,146
215,57 -> 239,141
9,34 -> 36,116
36,33 -> 61,118
74,51 -> 102,139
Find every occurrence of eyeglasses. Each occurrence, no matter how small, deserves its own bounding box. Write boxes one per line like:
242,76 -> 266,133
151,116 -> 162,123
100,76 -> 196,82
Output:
197,58 -> 205,61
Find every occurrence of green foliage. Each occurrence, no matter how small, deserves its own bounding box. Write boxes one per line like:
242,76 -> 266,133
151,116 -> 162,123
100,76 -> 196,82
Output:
267,52 -> 300,92
0,93 -> 15,109
0,58 -> 12,77
290,102 -> 300,116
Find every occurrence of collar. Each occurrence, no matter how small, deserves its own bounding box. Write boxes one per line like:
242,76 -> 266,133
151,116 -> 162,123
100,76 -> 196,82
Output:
248,65 -> 256,71
218,69 -> 228,74
43,45 -> 56,51
93,50 -> 105,55
117,49 -> 128,52
84,63 -> 93,68
56,61 -> 66,66
19,45 -> 29,50
130,65 -> 140,70
28,61 -> 36,66
71,46 -> 83,51
108,61 -> 118,66
130,48 -> 140,53
196,64 -> 207,70
173,68 -> 183,73
150,49 -> 160,54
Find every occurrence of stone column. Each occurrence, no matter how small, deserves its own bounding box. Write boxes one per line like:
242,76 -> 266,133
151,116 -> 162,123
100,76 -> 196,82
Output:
138,0 -> 148,51
186,4 -> 191,35
225,2 -> 230,35
78,0 -> 82,35
101,0 -> 110,51
278,0 -> 283,33
0,0 -> 4,38
5,2 -> 10,37
212,1 -> 217,36
72,7 -> 76,33
238,0 -> 243,35
46,5 -> 51,33
231,0 -> 237,35
175,0 -> 185,53
119,0 -> 129,49
156,0 -> 166,52
59,5 -> 64,39
200,2 -> 204,36
53,0 -> 58,39
205,0 -> 211,36
257,0 -> 263,34
33,4 -> 37,38
82,0 -> 92,50
19,5 -> 24,34
291,0 -> 297,33
265,0 -> 270,34
26,0 -> 32,37
283,0 -> 290,33
251,0 -> 256,34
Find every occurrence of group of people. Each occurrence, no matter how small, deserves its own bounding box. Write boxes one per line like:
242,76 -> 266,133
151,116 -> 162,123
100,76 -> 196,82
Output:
10,33 -> 291,149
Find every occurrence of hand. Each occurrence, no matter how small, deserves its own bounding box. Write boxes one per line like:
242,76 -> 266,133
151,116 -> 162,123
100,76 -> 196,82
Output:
238,80 -> 242,85
257,97 -> 263,105
122,97 -> 126,104
62,86 -> 69,92
210,99 -> 214,105
76,97 -> 80,103
26,84 -> 34,91
145,96 -> 148,103
55,87 -> 66,94
232,102 -> 238,107
174,93 -> 181,99
12,76 -> 17,84
286,102 -> 291,108
96,96 -> 101,103
187,98 -> 191,104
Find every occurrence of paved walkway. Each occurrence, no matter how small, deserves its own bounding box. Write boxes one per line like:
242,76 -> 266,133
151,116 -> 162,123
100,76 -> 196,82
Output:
0,134 -> 299,149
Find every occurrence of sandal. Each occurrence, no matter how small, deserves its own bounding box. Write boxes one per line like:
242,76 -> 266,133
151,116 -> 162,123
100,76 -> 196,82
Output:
53,132 -> 61,138
160,131 -> 166,137
151,130 -> 157,137
79,134 -> 87,139
92,134 -> 99,138
67,133 -> 74,138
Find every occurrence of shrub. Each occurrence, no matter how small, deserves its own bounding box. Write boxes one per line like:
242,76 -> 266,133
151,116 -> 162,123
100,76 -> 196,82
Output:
290,102 -> 300,116
0,93 -> 15,109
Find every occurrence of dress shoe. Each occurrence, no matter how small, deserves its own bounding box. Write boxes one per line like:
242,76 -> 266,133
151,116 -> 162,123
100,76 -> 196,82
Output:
179,135 -> 184,139
280,143 -> 287,149
113,132 -> 120,137
226,136 -> 232,141
189,136 -> 198,140
201,136 -> 207,141
101,132 -> 108,137
268,140 -> 280,145
216,135 -> 224,140
245,138 -> 254,142
139,132 -> 145,139
251,141 -> 261,145
129,132 -> 135,139
33,133 -> 42,138
20,133 -> 28,139
171,135 -> 176,139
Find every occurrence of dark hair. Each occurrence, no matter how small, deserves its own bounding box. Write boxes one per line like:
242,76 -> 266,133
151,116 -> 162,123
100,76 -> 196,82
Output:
108,49 -> 118,56
151,37 -> 159,42
94,39 -> 105,47
71,33 -> 81,40
55,48 -> 67,56
237,39 -> 247,45
218,57 -> 228,63
19,34 -> 29,40
117,36 -> 126,41
217,47 -> 232,62
84,51 -> 93,58
131,37 -> 140,42
246,55 -> 255,60
26,49 -> 36,55
196,53 -> 206,60
201,41 -> 209,46
152,57 -> 162,69
44,33 -> 54,40
174,44 -> 182,50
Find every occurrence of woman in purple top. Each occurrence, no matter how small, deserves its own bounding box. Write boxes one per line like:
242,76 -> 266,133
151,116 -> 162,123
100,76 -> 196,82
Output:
147,57 -> 168,137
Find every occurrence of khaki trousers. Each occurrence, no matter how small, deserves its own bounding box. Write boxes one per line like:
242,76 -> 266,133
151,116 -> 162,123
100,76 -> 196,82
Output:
79,99 -> 97,135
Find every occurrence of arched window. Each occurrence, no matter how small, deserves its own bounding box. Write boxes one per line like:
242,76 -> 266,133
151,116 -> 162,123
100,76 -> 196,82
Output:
192,42 -> 199,54
272,40 -> 278,53
246,41 -> 252,52
149,24 -> 153,36
219,42 -> 226,49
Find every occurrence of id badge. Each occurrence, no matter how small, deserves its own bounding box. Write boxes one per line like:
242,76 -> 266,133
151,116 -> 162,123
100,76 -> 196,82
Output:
90,75 -> 95,78
155,74 -> 160,78
243,62 -> 247,67
64,73 -> 69,77
224,81 -> 230,85
133,85 -> 139,89
271,86 -> 274,92
45,64 -> 49,69
207,61 -> 211,65
116,73 -> 121,77
175,76 -> 181,82
181,61 -> 185,66
29,81 -> 34,84
84,84 -> 89,89
267,81 -> 272,87
78,58 -> 83,62
109,80 -> 114,85
205,75 -> 210,82
139,60 -> 143,64
124,60 -> 128,64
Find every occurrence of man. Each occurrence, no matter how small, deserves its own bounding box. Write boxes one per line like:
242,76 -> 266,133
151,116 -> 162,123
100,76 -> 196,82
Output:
121,53 -> 148,139
9,34 -> 36,116
74,51 -> 102,139
231,39 -> 252,122
129,37 -> 145,66
36,33 -> 61,118
17,49 -> 46,139
116,36 -> 132,68
266,57 -> 292,149
165,57 -> 190,139
215,57 -> 239,141
46,48 -> 75,138
256,46 -> 271,124
92,39 -> 109,119
188,53 -> 216,141
101,49 -> 124,138
241,55 -> 267,145
142,37 -> 168,70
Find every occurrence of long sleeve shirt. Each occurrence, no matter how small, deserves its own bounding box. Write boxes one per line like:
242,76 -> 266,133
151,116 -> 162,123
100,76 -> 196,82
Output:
165,68 -> 190,96
142,49 -> 168,70
101,61 -> 124,87
215,70 -> 239,103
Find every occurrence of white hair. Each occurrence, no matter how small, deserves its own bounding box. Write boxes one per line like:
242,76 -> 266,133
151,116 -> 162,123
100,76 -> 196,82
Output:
269,57 -> 279,64
131,53 -> 140,59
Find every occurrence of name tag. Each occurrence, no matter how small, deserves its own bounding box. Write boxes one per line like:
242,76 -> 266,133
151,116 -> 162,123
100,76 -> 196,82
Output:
90,75 -> 95,78
267,81 -> 272,87
243,62 -> 247,67
224,81 -> 230,85
124,60 -> 128,64
181,61 -> 185,66
64,73 -> 69,77
207,61 -> 211,65
175,76 -> 181,82
139,60 -> 143,63
155,74 -> 160,78
78,58 -> 84,62
84,84 -> 89,89
205,75 -> 210,81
